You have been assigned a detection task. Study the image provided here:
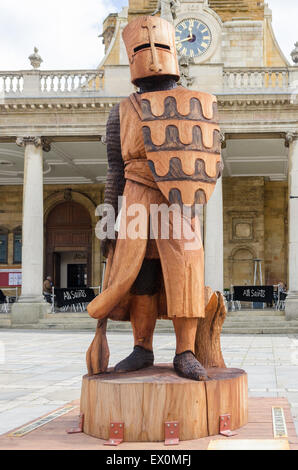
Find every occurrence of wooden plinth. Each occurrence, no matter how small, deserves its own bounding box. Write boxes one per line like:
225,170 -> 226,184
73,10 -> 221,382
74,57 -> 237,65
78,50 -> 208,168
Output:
80,364 -> 248,442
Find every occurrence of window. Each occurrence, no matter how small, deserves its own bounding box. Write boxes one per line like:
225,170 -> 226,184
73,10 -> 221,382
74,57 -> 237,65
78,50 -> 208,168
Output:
0,228 -> 8,264
13,229 -> 22,264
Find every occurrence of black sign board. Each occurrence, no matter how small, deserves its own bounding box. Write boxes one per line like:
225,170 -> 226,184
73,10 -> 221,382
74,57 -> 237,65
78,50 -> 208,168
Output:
0,289 -> 6,303
233,285 -> 274,303
55,288 -> 95,308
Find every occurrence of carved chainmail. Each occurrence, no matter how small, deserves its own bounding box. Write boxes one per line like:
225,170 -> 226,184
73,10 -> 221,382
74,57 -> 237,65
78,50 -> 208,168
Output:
136,76 -> 178,94
104,103 -> 125,216
101,103 -> 125,255
173,350 -> 208,381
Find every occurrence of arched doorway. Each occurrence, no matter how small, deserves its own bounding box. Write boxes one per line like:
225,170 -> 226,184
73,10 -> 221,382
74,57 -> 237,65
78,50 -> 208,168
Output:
46,201 -> 92,288
230,247 -> 254,286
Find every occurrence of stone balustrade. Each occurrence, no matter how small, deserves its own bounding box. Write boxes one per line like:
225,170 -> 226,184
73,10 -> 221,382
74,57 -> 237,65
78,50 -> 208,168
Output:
0,66 -> 295,99
223,67 -> 290,92
0,69 -> 104,97
39,70 -> 104,94
0,72 -> 24,94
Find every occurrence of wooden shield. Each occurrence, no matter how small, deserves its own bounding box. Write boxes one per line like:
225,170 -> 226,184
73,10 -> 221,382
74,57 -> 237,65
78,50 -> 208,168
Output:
141,87 -> 223,212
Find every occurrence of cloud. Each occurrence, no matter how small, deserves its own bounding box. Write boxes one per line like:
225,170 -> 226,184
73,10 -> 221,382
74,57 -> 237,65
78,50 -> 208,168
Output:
0,0 -> 124,70
0,0 -> 296,71
267,0 -> 297,62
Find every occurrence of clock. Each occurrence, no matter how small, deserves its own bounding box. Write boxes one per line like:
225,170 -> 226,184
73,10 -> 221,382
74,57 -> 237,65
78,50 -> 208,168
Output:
175,18 -> 212,58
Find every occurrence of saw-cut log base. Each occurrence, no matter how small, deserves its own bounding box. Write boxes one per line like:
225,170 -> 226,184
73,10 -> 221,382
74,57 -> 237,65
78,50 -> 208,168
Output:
80,364 -> 248,442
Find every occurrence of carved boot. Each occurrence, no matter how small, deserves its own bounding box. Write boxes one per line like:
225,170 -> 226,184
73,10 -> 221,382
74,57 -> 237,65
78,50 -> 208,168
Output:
173,350 -> 208,381
114,294 -> 157,373
172,317 -> 208,381
114,345 -> 154,372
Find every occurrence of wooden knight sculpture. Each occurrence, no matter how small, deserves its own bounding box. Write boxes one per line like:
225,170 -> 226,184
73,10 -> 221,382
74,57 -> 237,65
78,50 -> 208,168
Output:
86,15 -> 224,380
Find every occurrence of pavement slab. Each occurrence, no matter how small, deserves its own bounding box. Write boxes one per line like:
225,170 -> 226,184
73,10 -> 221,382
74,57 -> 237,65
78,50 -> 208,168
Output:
0,330 -> 298,436
0,398 -> 297,450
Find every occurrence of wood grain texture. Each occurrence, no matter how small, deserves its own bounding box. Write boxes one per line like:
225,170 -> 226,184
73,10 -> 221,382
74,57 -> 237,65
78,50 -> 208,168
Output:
122,16 -> 180,85
80,365 -> 248,442
86,248 -> 114,375
141,88 -> 221,211
85,319 -> 109,375
205,368 -> 248,436
195,289 -> 227,369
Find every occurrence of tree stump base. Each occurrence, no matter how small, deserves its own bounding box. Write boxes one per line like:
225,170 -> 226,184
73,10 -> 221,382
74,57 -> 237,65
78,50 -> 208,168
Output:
80,364 -> 248,442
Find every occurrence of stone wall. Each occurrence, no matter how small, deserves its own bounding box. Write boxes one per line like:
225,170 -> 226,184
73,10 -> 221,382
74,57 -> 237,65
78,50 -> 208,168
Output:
222,21 -> 264,67
0,183 -> 105,290
209,0 -> 264,22
128,0 -> 157,20
223,176 -> 288,289
0,178 -> 289,292
0,185 -> 23,268
264,181 -> 288,286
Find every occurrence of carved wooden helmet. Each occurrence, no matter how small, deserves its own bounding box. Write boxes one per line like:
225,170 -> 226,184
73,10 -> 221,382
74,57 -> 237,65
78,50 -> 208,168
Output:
122,16 -> 180,85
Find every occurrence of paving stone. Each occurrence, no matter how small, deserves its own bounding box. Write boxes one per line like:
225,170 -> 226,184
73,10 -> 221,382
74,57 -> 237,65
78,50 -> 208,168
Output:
0,389 -> 37,401
0,330 -> 297,436
0,405 -> 59,435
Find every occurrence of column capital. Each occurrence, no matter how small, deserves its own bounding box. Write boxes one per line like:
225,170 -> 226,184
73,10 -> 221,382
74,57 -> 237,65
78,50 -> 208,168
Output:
285,132 -> 298,147
16,136 -> 51,152
100,135 -> 107,145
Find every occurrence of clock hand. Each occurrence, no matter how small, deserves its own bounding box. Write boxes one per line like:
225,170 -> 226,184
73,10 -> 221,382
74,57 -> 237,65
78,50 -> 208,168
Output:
176,36 -> 192,44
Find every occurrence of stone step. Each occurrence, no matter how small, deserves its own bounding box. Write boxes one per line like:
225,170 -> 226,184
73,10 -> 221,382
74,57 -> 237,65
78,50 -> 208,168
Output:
223,323 -> 298,330
224,321 -> 298,328
226,316 -> 287,322
44,313 -> 93,319
0,314 -> 11,328
40,317 -> 96,324
10,322 -> 298,334
9,322 -> 96,330
222,326 -> 298,334
3,310 -> 298,334
227,310 -> 284,317
8,319 -> 174,332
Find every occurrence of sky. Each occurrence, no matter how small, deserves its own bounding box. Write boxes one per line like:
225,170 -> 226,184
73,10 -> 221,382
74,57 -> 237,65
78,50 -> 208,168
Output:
0,0 -> 296,71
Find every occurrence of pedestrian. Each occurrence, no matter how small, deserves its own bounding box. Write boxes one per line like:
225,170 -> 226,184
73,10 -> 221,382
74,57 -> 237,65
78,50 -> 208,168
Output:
43,276 -> 53,304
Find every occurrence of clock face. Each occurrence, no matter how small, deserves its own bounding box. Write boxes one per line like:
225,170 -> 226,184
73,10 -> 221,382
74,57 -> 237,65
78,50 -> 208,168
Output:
175,18 -> 212,58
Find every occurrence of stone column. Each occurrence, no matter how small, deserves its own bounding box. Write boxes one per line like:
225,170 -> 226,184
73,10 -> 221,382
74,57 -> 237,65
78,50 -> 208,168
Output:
285,132 -> 298,320
204,176 -> 224,292
11,137 -> 51,325
204,132 -> 225,292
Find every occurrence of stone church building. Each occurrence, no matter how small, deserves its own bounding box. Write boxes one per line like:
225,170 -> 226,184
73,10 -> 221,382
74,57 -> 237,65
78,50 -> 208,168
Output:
0,0 -> 298,324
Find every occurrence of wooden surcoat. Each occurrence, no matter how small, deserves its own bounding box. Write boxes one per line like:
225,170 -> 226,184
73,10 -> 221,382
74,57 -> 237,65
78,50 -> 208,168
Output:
88,86 -> 222,320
